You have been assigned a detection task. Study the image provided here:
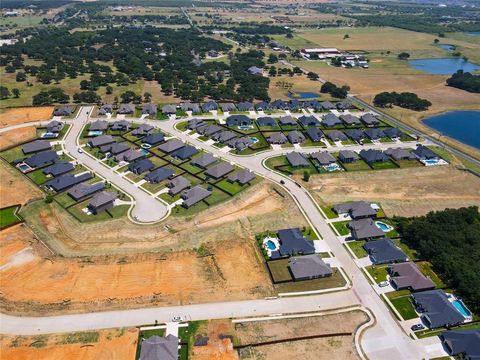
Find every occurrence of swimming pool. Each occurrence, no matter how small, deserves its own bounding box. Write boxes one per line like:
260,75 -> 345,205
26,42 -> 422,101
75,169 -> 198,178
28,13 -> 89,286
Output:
41,132 -> 58,139
17,163 -> 31,172
266,240 -> 276,250
375,221 -> 393,232
422,159 -> 440,166
323,163 -> 341,172
140,149 -> 150,156
250,137 -> 259,144
88,130 -> 103,137
452,300 -> 472,318
238,125 -> 254,130
141,143 -> 152,149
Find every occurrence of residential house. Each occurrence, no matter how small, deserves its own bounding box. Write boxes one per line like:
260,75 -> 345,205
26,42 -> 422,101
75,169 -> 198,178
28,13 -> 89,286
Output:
114,149 -> 144,163
158,139 -> 185,153
412,145 -> 440,160
326,130 -> 347,142
142,133 -> 165,146
191,153 -> 216,169
132,124 -> 154,137
320,101 -> 335,110
268,133 -> 288,144
171,145 -> 198,160
303,100 -> 323,111
274,228 -> 315,258
98,104 -> 113,115
237,102 -> 254,111
248,66 -> 263,75
220,103 -> 236,112
388,262 -> 435,292
278,115 -> 297,126
228,137 -> 254,151
128,159 -> 154,174
345,129 -> 366,143
42,161 -> 74,177
53,106 -> 74,117
198,124 -> 223,137
385,148 -> 415,161
412,290 -> 465,329
364,128 -> 385,141
87,191 -> 117,214
145,167 -> 175,183
286,152 -> 309,167
167,176 -> 191,195
67,182 -> 105,201
88,135 -> 115,148
384,127 -> 405,139
99,142 -> 130,156
306,127 -> 324,142
336,100 -> 353,111
111,120 -> 130,132
186,119 -> 205,130
138,334 -> 179,360
440,329 -> 480,359
310,151 -> 336,166
363,239 -> 408,264
269,99 -> 287,110
181,185 -> 212,208
340,114 -> 361,126
287,130 -> 306,144
205,162 -> 234,179
117,103 -> 135,114
298,115 -> 320,127
22,140 -> 51,154
338,150 -> 359,163
24,151 -> 58,168
257,116 -> 276,127
180,102 -> 200,113
89,120 -> 108,132
227,169 -> 255,185
359,149 -> 389,164
142,103 -> 157,116
226,115 -> 252,127
361,113 -> 380,127
333,201 -> 377,219
46,120 -> 64,133
348,218 -> 385,240
289,255 -> 332,281
161,105 -> 176,115
202,101 -> 218,112
322,113 -> 342,127
255,102 -> 270,111
45,172 -> 92,192
212,131 -> 237,143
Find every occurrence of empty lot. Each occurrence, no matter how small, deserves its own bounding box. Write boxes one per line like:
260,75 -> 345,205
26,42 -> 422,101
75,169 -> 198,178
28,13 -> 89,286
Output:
0,160 -> 42,208
300,166 -> 480,217
0,126 -> 37,150
0,106 -> 53,128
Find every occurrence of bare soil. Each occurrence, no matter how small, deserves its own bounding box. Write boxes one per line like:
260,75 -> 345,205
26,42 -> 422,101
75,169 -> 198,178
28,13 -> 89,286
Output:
0,160 -> 43,208
0,126 -> 37,150
0,327 -> 138,360
192,320 -> 239,360
300,166 -> 480,217
0,107 -> 53,128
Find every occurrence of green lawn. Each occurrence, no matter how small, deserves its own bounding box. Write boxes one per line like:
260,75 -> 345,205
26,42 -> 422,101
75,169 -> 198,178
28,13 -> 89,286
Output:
321,206 -> 338,219
416,261 -> 446,288
394,239 -> 418,260
370,160 -> 399,170
365,265 -> 388,283
215,178 -> 247,195
175,121 -> 188,132
0,145 -> 25,163
275,268 -> 346,293
389,296 -> 418,320
54,192 -> 78,209
267,259 -> 293,283
395,159 -> 423,168
346,241 -> 368,258
332,220 -> 350,236
0,206 -> 22,229
302,226 -> 319,240
341,159 -> 371,172
26,168 -> 50,185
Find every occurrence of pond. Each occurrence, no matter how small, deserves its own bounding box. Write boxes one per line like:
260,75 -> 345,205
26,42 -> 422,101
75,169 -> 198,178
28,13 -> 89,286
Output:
423,110 -> 480,150
288,91 -> 320,99
437,44 -> 456,52
465,31 -> 480,36
409,58 -> 479,75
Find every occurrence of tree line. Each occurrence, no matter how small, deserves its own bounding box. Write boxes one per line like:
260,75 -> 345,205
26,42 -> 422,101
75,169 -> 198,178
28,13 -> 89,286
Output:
373,91 -> 431,111
446,70 -> 480,93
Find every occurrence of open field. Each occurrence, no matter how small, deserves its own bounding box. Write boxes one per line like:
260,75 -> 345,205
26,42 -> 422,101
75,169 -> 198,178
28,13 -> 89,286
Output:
235,309 -> 368,360
0,327 -> 138,360
0,126 -> 37,150
0,106 -> 53,128
0,224 -> 273,315
300,165 -> 480,217
0,160 -> 42,208
19,183 -> 307,256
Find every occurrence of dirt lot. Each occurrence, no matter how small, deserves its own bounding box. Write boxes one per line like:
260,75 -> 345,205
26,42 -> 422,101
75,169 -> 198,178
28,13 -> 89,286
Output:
192,320 -> 239,360
0,126 -> 37,150
235,310 -> 367,360
300,166 -> 480,217
0,160 -> 42,208
19,183 -> 307,256
0,106 -> 53,128
0,327 -> 138,360
0,224 -> 274,315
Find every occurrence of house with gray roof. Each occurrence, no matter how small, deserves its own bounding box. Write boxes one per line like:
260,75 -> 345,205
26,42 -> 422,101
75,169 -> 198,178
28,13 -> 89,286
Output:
24,151 -> 58,168
142,133 -> 165,146
322,113 -> 341,127
161,105 -> 176,115
88,191 -> 117,214
333,201 -> 377,219
132,124 -> 154,137
326,130 -> 347,142
269,99 -> 287,110
187,119 -> 205,130
191,153 -> 216,169
158,139 -> 185,153
287,130 -> 305,144
114,149 -> 144,163
167,176 -> 191,195
67,182 -> 105,201
255,102 -> 270,111
46,120 -> 64,133
237,102 -> 254,111
145,167 -> 175,183
288,255 -> 332,281
202,101 -> 218,112
361,113 -> 380,127
384,127 -> 405,139
363,239 -> 408,264
171,145 -> 198,160
180,102 -> 200,113
268,132 -> 288,144
226,115 -> 252,127
441,329 -> 480,360
42,161 -> 74,177
364,128 -> 385,140
275,228 -> 315,258
117,103 -> 135,114
388,262 -> 435,292
139,334 -> 179,360
205,162 -> 234,179
348,218 -> 385,240
181,185 -> 212,208
88,135 -> 115,148
412,145 -> 440,160
345,129 -> 366,143
298,115 -> 320,127
257,116 -> 276,127
128,158 -> 154,174
220,103 -> 237,112
278,115 -> 297,126
212,131 -> 237,143
286,152 -> 309,167
306,127 -> 324,142
100,142 -> 130,156
53,106 -> 74,117
359,149 -> 389,164
111,120 -> 130,132
310,151 -> 336,166
228,169 -> 255,185
412,290 -> 466,329
228,137 -> 254,151
142,103 -> 157,116
320,101 -> 335,110
336,100 -> 353,111
385,148 -> 415,161
98,104 -> 113,115
45,172 -> 92,192
338,150 -> 359,163
340,114 -> 361,126
22,140 -> 51,154
198,124 -> 223,137
89,120 -> 108,132
248,66 -> 263,75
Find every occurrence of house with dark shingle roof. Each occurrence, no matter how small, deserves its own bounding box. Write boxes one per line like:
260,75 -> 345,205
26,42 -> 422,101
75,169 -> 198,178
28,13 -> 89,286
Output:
171,145 -> 198,160
53,106 -> 74,117
441,329 -> 480,359
348,218 -> 385,240
268,132 -> 288,144
139,334 -> 179,360
388,262 -> 435,292
336,100 -> 353,111
158,139 -> 185,154
228,169 -> 255,185
228,137 -> 254,151
111,120 -> 130,132
361,113 -> 380,127
205,162 -> 234,179
187,119 -> 205,130
46,120 -> 64,133
384,127 -> 405,139
345,129 -> 366,143
114,149 -> 144,163
287,130 -> 305,144
89,120 -> 108,132
67,182 -> 105,201
338,150 -> 359,163
298,115 -> 320,127
226,115 -> 252,127
289,255 -> 332,281
322,113 -> 341,127
333,201 -> 377,219
88,191 -> 117,214
128,159 -> 154,175
340,114 -> 361,126
42,161 -> 74,177
326,130 -> 347,142
220,103 -> 236,112
278,115 -> 297,126
132,124 -> 154,137
286,152 -> 309,167
310,151 -> 336,166
180,102 -> 200,113
24,151 -> 58,168
142,133 -> 165,146
363,239 -> 408,264
305,127 -> 324,142
412,290 -> 466,329
191,153 -> 216,169
255,102 -> 270,111
212,131 -> 237,143
198,124 -> 223,137
181,185 -> 212,208
98,104 -> 113,116
99,142 -> 130,156
256,116 -> 276,127
117,104 -> 135,114
364,128 -> 385,140
167,176 -> 191,195
237,102 -> 254,111
22,140 -> 51,154
202,101 -> 218,112
88,135 -> 115,148
270,99 -> 288,110
277,228 -> 315,257
161,105 -> 176,115
45,172 -> 92,192
145,167 -> 175,183
320,101 -> 335,110
412,145 -> 440,160
142,103 -> 157,116
359,149 -> 389,164
385,148 -> 415,161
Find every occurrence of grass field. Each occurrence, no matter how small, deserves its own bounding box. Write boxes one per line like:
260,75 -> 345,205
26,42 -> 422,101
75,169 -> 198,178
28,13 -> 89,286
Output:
0,205 -> 22,229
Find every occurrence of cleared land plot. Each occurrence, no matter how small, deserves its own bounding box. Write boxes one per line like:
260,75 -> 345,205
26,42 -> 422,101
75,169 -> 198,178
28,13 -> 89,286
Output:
0,126 -> 37,150
0,327 -> 138,360
0,160 -> 42,208
190,320 -> 238,360
0,106 -> 53,127
302,166 -> 480,217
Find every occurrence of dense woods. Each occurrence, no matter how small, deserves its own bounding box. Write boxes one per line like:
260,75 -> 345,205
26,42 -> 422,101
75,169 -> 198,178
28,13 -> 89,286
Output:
395,207 -> 480,314
446,70 -> 480,93
373,91 -> 431,111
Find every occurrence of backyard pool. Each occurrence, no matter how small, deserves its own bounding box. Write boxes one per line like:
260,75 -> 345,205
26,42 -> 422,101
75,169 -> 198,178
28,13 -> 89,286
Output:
140,149 -> 150,156
141,143 -> 152,149
250,137 -> 259,144
17,163 -> 31,173
422,159 -> 440,166
262,236 -> 280,257
452,299 -> 472,318
323,163 -> 341,172
238,125 -> 254,131
375,221 -> 393,232
41,132 -> 58,139
266,240 -> 276,250
88,130 -> 103,137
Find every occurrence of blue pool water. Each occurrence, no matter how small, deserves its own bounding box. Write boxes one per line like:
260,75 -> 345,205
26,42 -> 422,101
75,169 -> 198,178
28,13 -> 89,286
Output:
88,130 -> 103,137
423,111 -> 480,150
437,44 -> 456,52
375,221 -> 392,232
324,163 -> 340,172
41,132 -> 58,139
140,149 -> 150,156
288,91 -> 320,99
408,58 -> 480,75
423,159 -> 440,166
266,240 -> 276,250
18,164 -> 30,172
452,300 -> 471,318
250,137 -> 259,144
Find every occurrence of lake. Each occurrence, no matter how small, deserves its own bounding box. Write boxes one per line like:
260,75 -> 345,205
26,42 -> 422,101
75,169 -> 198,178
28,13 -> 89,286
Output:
409,58 -> 480,75
423,111 -> 480,149
437,44 -> 456,52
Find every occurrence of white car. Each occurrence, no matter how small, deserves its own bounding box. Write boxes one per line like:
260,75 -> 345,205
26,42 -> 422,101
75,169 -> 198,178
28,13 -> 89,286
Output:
172,316 -> 183,322
77,148 -> 83,153
379,281 -> 390,287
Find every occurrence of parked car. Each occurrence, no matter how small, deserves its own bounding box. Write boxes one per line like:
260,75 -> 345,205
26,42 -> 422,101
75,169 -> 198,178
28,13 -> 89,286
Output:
378,281 -> 390,287
411,324 -> 425,331
172,316 -> 183,322
77,148 -> 83,153
280,180 -> 285,185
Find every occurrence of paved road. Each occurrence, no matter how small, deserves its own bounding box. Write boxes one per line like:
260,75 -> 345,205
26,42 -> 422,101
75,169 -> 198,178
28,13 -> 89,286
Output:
63,107 -> 169,223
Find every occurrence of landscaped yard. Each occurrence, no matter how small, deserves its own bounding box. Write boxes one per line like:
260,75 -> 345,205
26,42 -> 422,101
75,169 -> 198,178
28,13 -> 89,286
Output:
321,205 -> 338,219
416,261 -> 446,288
340,160 -> 371,172
274,268 -> 346,293
365,265 -> 388,283
0,205 -> 22,229
370,160 -> 399,170
389,295 -> 418,320
394,239 -> 418,260
332,220 -> 350,236
346,240 -> 367,258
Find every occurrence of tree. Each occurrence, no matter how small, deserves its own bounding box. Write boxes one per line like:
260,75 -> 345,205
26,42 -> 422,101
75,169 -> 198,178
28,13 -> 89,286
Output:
0,86 -> 10,100
12,88 -> 20,98
293,67 -> 303,75
303,171 -> 310,182
285,32 -> 293,39
446,70 -> 480,93
106,85 -> 113,95
32,91 -> 52,105
307,72 -> 319,81
143,92 -> 152,102
120,90 -> 137,103
15,72 -> 26,82
397,52 -> 410,60
434,38 -> 439,44
343,34 -> 350,40
267,53 -> 278,64
268,66 -> 277,77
